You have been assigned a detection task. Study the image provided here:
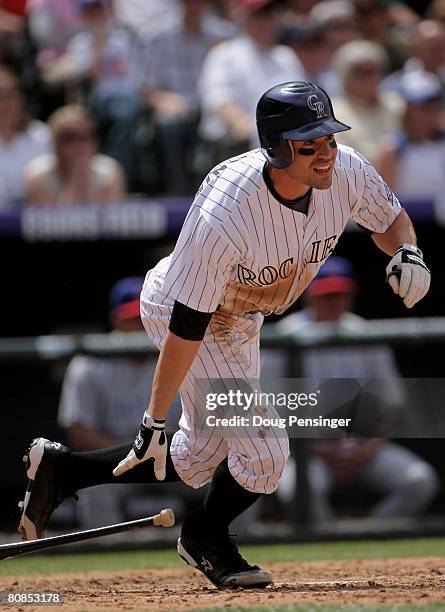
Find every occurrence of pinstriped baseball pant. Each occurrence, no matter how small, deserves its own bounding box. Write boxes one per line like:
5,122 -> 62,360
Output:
141,274 -> 289,495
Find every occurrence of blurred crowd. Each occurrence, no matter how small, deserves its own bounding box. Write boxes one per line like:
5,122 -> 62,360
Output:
0,0 -> 444,207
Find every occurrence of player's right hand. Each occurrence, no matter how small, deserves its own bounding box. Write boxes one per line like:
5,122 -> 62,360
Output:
386,243 -> 430,309
113,413 -> 167,480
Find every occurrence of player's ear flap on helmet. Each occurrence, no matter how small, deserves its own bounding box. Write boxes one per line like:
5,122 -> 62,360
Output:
267,140 -> 294,169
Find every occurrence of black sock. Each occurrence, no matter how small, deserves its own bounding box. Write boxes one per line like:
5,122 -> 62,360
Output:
185,459 -> 261,536
57,433 -> 180,491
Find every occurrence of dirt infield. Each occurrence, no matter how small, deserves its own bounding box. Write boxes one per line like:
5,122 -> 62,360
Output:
1,557 -> 444,611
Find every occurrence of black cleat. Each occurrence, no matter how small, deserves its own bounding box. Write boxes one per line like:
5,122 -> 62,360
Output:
18,438 -> 77,540
177,520 -> 272,589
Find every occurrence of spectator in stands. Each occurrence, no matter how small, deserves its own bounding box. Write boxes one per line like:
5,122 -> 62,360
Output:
428,0 -> 445,24
0,0 -> 26,63
375,70 -> 445,201
352,0 -> 417,71
27,0 -> 81,72
264,257 -> 439,523
331,40 -> 403,162
0,64 -> 51,207
353,0 -> 389,42
382,20 -> 445,93
57,277 -> 192,528
24,104 -> 125,205
282,0 -> 321,23
141,0 -> 233,196
41,0 -> 144,182
113,0 -> 180,36
308,0 -> 358,53
279,23 -> 338,96
198,0 -> 304,164
212,0 -> 233,21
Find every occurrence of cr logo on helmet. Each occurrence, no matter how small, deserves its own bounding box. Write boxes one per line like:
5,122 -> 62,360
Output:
307,95 -> 327,119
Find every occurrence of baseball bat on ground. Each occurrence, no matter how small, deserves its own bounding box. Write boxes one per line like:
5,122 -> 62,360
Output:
0,508 -> 175,561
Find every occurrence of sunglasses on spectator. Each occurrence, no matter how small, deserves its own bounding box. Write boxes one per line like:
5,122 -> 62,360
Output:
57,130 -> 95,144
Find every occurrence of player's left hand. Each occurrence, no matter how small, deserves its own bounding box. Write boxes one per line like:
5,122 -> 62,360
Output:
386,243 -> 430,308
113,413 -> 167,480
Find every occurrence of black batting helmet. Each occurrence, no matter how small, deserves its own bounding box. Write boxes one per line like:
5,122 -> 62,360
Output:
256,81 -> 351,168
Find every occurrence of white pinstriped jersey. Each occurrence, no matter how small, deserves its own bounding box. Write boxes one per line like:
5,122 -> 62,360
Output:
150,145 -> 401,319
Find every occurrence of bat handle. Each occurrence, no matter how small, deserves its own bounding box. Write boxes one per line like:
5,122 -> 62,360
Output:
153,508 -> 175,528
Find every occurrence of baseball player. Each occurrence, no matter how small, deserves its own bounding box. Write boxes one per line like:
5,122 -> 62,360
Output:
18,82 -> 430,589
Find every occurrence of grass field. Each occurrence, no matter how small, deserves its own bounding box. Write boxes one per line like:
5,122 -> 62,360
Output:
0,538 -> 444,611
0,536 -> 444,576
